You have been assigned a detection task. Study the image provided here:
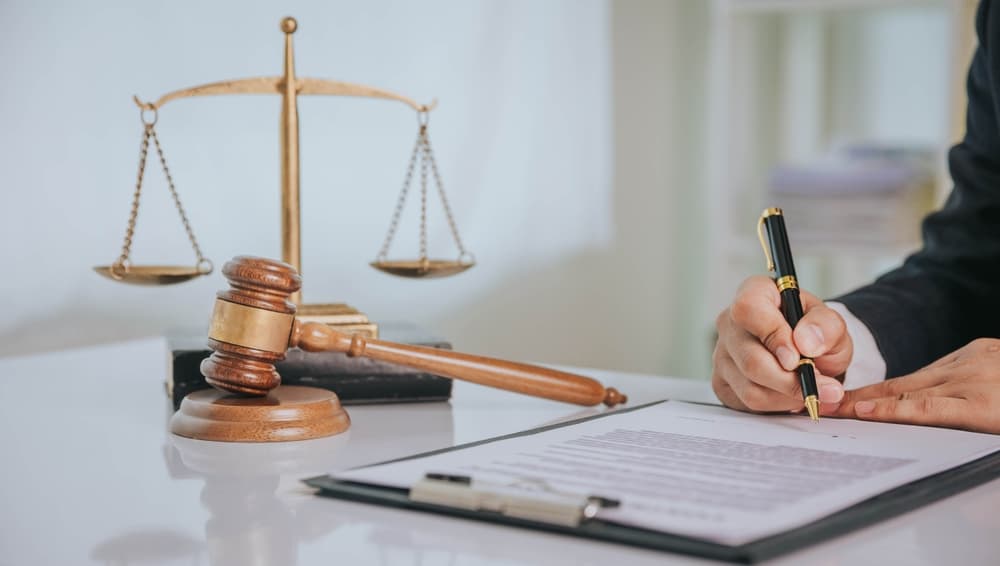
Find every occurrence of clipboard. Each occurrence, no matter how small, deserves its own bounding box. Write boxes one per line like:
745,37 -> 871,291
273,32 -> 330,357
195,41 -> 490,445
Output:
304,401 -> 1000,564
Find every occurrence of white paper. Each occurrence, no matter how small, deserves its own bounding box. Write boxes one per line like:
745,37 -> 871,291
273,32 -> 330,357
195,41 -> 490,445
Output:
333,401 -> 1000,545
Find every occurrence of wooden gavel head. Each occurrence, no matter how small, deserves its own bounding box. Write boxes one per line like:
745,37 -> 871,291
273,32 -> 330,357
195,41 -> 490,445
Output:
200,256 -> 302,396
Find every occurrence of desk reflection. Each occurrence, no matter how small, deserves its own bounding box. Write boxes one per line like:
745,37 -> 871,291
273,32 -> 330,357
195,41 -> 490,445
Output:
170,434 -> 349,566
90,401 -> 454,566
174,401 -> 455,566
90,528 -> 204,565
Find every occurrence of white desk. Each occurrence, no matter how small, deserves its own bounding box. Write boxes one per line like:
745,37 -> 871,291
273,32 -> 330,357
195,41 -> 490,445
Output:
0,338 -> 997,565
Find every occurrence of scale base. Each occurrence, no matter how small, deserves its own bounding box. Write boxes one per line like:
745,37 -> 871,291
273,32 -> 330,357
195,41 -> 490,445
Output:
297,303 -> 378,338
170,385 -> 351,442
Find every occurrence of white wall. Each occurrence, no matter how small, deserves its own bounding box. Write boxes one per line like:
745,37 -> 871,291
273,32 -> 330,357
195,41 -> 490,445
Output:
0,0 -> 715,377
0,0 -> 965,381
611,1 -> 711,378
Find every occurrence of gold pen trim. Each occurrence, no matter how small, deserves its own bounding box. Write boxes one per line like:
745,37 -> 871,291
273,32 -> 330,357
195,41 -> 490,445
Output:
757,208 -> 783,272
800,361 -> 820,421
776,275 -> 798,292
761,207 -> 783,217
804,395 -> 820,421
757,214 -> 774,272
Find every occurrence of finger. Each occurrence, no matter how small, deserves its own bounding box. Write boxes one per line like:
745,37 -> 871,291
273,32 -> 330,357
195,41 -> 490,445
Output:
724,327 -> 806,399
713,349 -> 802,413
834,385 -> 937,417
816,374 -> 845,405
819,396 -> 843,417
832,380 -> 953,419
791,303 -> 852,379
728,276 -> 799,370
798,289 -> 830,313
712,348 -> 749,411
712,369 -> 747,412
849,396 -> 970,429
737,379 -> 804,413
837,369 -> 951,409
717,304 -> 801,398
720,307 -> 848,407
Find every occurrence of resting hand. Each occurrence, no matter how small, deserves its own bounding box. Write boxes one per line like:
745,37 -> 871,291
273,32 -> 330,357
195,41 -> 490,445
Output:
832,338 -> 1000,434
712,276 -> 853,414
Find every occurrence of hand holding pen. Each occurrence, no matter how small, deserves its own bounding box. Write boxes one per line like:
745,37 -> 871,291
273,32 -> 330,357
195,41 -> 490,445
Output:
757,208 -> 822,419
709,209 -> 853,417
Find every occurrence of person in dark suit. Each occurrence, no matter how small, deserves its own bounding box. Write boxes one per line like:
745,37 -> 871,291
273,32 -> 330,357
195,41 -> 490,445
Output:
712,0 -> 1000,434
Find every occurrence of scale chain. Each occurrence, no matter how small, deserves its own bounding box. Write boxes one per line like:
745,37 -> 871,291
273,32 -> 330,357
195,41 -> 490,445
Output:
419,126 -> 429,262
422,129 -> 469,257
114,125 -> 153,274
113,114 -> 210,278
148,127 -> 208,265
376,128 -> 423,261
375,117 -> 473,271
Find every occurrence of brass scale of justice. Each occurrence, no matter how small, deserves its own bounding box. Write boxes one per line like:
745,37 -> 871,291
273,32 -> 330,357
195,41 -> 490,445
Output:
94,17 -> 628,442
94,16 -> 475,336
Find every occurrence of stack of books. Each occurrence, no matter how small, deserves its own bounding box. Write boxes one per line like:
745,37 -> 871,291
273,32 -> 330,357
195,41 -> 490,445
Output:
296,302 -> 378,337
167,322 -> 453,410
766,145 -> 936,250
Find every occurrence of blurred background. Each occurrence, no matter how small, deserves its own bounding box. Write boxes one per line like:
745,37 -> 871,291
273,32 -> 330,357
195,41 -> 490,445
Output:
0,0 -> 976,380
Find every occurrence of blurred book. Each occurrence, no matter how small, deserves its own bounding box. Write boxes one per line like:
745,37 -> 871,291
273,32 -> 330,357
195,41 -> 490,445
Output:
167,322 -> 453,410
766,144 -> 936,249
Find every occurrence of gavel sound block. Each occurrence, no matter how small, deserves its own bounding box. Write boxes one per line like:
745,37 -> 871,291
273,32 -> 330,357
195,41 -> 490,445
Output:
169,256 -> 627,442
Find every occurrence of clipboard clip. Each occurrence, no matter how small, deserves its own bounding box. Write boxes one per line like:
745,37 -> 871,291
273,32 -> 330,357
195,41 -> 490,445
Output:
411,473 -> 621,527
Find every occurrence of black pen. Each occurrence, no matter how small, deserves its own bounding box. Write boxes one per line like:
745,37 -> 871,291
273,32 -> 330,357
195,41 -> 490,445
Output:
757,208 -> 820,421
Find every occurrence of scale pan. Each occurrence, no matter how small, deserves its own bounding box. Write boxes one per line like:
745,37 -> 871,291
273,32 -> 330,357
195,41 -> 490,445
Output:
370,259 -> 474,279
93,265 -> 208,286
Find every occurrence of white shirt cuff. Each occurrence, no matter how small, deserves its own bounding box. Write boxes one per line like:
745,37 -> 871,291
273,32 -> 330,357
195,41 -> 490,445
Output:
826,302 -> 886,390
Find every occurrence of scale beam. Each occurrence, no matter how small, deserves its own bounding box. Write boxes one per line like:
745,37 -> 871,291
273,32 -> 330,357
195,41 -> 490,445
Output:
297,78 -> 436,112
133,77 -> 436,113
129,16 -> 434,310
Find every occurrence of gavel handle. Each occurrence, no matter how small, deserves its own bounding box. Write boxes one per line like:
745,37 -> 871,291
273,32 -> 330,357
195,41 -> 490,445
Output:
289,321 -> 627,407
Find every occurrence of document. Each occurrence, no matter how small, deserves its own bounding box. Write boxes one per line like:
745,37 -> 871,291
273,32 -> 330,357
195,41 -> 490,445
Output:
333,401 -> 1000,545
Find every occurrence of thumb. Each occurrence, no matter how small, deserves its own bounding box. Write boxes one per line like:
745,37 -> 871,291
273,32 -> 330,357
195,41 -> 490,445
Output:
793,295 -> 853,380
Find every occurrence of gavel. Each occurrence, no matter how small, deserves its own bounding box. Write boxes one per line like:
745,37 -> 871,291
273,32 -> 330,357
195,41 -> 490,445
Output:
201,256 -> 627,407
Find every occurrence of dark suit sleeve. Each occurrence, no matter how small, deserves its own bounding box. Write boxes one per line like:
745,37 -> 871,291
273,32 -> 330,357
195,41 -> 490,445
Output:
835,0 -> 1000,378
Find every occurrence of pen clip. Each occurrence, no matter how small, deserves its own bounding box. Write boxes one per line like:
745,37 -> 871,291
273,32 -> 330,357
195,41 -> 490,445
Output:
757,210 -> 775,272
